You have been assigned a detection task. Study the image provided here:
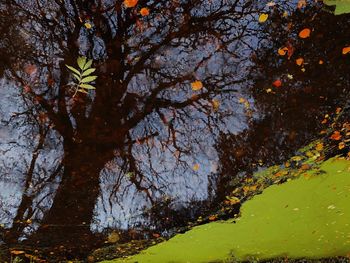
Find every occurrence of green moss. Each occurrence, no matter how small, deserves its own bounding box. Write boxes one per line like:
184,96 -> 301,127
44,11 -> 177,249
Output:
102,157 -> 350,263
324,0 -> 350,15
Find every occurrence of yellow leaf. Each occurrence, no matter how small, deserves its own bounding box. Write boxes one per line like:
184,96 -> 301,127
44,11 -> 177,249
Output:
193,163 -> 200,171
84,22 -> 92,29
191,80 -> 203,91
258,13 -> 269,23
339,142 -> 346,150
315,143 -> 324,151
211,99 -> 220,111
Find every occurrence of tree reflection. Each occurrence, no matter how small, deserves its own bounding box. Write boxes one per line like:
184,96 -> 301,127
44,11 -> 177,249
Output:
0,0 -> 267,255
216,4 -> 350,201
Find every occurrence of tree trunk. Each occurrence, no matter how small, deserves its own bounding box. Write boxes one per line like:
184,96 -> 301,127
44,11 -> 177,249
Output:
27,141 -> 115,249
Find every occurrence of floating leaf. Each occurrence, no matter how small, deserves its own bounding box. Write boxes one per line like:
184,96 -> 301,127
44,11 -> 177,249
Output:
278,47 -> 288,56
272,79 -> 282,88
84,22 -> 92,29
193,163 -> 200,171
330,131 -> 342,141
299,28 -> 311,39
124,0 -> 138,8
342,46 -> 350,55
258,13 -> 269,23
81,76 -> 98,83
191,80 -> 203,91
140,7 -> 150,16
339,142 -> 346,150
296,57 -> 304,66
211,99 -> 220,111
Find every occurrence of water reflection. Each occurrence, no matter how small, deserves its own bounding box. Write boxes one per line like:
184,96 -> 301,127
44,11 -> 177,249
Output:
0,0 -> 347,261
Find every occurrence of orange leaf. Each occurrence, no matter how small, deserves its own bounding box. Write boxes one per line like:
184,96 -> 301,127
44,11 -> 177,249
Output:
272,79 -> 282,88
296,57 -> 304,66
315,143 -> 323,151
191,80 -> 203,91
208,215 -> 217,221
319,59 -> 324,65
140,7 -> 150,16
342,46 -> 350,55
299,28 -> 311,39
339,142 -> 346,150
124,0 -> 138,8
297,0 -> 306,9
278,47 -> 288,56
193,163 -> 200,171
330,131 -> 342,141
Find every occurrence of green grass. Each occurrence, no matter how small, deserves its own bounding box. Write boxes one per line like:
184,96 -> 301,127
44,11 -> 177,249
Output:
102,157 -> 350,263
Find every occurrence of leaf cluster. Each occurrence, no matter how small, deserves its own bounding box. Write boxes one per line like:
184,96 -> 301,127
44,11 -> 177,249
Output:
66,56 -> 97,95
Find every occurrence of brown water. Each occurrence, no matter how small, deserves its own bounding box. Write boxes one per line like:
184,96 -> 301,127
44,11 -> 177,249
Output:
0,0 -> 349,261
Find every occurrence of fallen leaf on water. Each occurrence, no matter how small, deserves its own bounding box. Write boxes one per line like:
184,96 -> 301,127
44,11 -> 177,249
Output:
193,163 -> 200,171
278,47 -> 288,56
208,215 -> 217,221
272,79 -> 282,87
296,57 -> 304,66
343,46 -> 350,55
299,28 -> 311,39
191,80 -> 203,91
297,0 -> 306,9
331,131 -> 342,141
211,99 -> 220,111
258,13 -> 269,23
124,0 -> 138,8
140,7 -> 150,16
84,22 -> 92,29
316,143 -> 324,151
339,142 -> 346,150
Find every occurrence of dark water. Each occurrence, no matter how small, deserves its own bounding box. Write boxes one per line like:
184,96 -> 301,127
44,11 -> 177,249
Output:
0,0 -> 349,261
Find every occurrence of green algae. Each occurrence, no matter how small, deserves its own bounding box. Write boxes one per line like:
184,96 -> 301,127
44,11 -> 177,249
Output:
324,0 -> 350,15
102,157 -> 350,263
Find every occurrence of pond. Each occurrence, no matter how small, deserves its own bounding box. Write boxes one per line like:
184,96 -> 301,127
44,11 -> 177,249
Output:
0,0 -> 350,261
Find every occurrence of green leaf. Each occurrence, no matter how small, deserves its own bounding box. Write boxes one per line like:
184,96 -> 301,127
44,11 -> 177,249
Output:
77,56 -> 87,70
83,59 -> 93,70
66,65 -> 80,76
82,68 -> 96,77
81,76 -> 97,83
73,73 -> 81,81
78,89 -> 88,94
79,83 -> 96,90
324,0 -> 350,15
